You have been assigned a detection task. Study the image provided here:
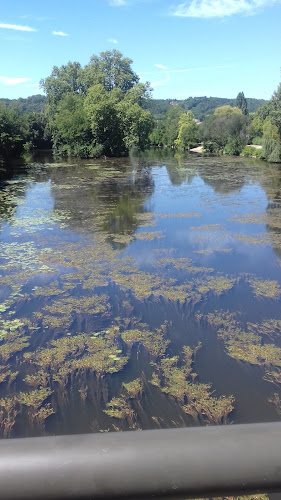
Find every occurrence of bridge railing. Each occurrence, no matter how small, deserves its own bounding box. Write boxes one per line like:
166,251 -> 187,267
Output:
0,422 -> 280,500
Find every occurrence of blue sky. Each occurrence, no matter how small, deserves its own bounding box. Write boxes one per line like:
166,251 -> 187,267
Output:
1,0 -> 280,101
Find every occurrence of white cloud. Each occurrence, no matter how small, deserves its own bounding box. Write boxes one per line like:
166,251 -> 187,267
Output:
171,0 -> 277,18
107,38 -> 118,43
155,64 -> 167,69
0,76 -> 30,85
52,30 -> 69,36
0,22 -> 36,32
140,64 -> 231,76
109,0 -> 127,5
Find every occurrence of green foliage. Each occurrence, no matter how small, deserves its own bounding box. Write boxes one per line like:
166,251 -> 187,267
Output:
262,118 -> 281,162
81,50 -> 139,94
52,94 -> 94,157
214,105 -> 242,117
0,95 -> 46,114
200,113 -> 247,153
144,96 -> 265,121
0,104 -> 29,158
236,91 -> 248,115
174,111 -> 199,150
42,51 -> 153,158
150,106 -> 183,148
250,115 -> 264,138
241,146 -> 263,158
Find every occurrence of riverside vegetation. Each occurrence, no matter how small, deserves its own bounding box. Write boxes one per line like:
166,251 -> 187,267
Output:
1,50 -> 281,164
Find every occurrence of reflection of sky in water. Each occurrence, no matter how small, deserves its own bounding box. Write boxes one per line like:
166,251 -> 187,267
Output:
1,155 -> 281,436
124,165 -> 280,282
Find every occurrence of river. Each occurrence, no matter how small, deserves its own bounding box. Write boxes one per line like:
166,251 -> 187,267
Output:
0,150 -> 281,438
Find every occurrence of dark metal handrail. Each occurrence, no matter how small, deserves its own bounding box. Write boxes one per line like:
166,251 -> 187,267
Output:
0,422 -> 281,499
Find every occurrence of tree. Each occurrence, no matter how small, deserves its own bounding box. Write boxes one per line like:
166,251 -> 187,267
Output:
118,100 -> 154,151
161,106 -> 183,147
236,92 -> 248,115
52,94 -> 95,157
262,118 -> 281,163
0,104 -> 29,158
200,112 -> 247,154
41,50 -> 153,158
214,105 -> 242,117
81,50 -> 139,94
84,85 -> 124,156
174,111 -> 198,150
40,62 -> 83,108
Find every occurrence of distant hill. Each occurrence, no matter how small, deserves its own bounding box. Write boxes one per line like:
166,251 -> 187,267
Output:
144,96 -> 267,121
0,94 -> 266,120
0,94 -> 46,113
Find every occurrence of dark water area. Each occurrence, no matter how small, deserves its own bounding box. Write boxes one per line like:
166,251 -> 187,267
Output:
1,150 -> 281,440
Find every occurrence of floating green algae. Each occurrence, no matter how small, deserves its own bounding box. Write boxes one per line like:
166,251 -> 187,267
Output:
246,278 -> 281,299
150,345 -> 234,425
234,234 -> 265,245
112,269 -> 164,300
159,212 -> 202,218
193,248 -> 232,255
121,324 -> 169,358
205,310 -> 281,385
157,257 -> 214,274
122,378 -> 144,398
190,224 -> 224,231
196,276 -> 236,295
24,329 -> 129,387
135,231 -> 164,241
103,396 -> 135,422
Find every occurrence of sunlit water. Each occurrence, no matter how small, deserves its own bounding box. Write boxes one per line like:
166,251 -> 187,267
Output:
1,150 -> 281,438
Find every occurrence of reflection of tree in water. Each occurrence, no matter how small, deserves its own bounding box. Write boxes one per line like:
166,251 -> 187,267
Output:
49,157 -> 155,240
165,154 -> 196,186
260,164 -> 281,260
197,159 -> 247,194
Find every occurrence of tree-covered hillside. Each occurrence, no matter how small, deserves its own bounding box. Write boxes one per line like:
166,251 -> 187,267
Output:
144,96 -> 266,121
0,94 -> 265,121
0,95 -> 46,114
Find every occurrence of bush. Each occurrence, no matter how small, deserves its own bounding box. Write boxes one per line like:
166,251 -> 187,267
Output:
224,137 -> 245,156
251,136 -> 263,146
241,146 -> 263,158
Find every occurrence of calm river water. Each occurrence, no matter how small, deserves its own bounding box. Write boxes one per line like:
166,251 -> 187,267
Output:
1,150 -> 281,438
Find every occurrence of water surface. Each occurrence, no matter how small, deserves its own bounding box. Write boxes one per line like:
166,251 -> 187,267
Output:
1,151 -> 281,437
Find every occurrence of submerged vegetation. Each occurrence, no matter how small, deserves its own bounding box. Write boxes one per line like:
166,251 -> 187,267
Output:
0,152 -> 281,437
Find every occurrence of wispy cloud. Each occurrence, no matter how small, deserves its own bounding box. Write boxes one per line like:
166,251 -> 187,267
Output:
0,76 -> 30,85
107,38 -> 118,43
155,64 -> 167,70
140,64 -> 231,77
109,0 -> 127,5
171,0 -> 277,18
20,15 -> 51,21
0,22 -> 36,32
52,30 -> 69,36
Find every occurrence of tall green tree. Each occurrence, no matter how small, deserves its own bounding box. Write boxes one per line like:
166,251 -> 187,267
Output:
40,62 -> 83,108
41,50 -> 153,158
81,50 -> 139,93
174,111 -> 198,150
236,92 -> 248,115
